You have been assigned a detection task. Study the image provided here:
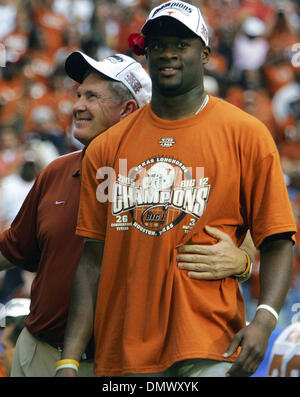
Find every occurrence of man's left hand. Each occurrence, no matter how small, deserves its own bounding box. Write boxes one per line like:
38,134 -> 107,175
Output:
223,309 -> 277,376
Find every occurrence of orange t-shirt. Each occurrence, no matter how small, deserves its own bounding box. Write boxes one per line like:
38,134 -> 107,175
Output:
76,96 -> 296,376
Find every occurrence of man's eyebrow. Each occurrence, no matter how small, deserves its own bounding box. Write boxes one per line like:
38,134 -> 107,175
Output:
77,88 -> 99,97
86,89 -> 98,95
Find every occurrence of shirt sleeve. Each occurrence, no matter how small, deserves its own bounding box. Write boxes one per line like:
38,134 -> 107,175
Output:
0,174 -> 43,272
242,149 -> 297,248
76,138 -> 108,241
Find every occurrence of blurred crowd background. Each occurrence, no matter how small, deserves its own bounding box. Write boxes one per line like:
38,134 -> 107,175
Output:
0,0 -> 299,369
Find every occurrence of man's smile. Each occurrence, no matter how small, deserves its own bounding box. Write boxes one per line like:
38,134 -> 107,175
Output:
74,116 -> 92,125
159,66 -> 180,77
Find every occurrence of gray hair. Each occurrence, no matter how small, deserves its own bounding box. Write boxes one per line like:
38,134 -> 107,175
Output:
109,80 -> 135,105
82,69 -> 136,106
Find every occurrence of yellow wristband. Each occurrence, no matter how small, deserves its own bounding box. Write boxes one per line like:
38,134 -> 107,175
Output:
55,359 -> 80,369
55,364 -> 79,373
235,250 -> 252,278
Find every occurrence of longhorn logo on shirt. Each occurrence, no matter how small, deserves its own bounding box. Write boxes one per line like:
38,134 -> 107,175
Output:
159,137 -> 175,147
112,157 -> 210,236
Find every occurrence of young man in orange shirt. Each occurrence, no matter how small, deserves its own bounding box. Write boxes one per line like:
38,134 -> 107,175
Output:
57,1 -> 296,378
0,47 -> 250,377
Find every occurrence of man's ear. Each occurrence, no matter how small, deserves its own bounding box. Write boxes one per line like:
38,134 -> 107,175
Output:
120,99 -> 138,120
201,46 -> 211,64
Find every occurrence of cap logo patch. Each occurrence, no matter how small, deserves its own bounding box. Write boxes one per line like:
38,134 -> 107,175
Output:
152,2 -> 192,17
124,72 -> 142,93
107,55 -> 125,64
200,25 -> 208,42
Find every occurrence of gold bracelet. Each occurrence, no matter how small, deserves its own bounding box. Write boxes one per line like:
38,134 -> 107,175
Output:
235,250 -> 252,278
55,359 -> 80,369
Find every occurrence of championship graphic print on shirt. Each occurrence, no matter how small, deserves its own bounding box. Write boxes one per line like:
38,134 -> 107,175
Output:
111,156 -> 211,236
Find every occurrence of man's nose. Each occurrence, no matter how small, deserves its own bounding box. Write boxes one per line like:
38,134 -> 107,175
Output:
73,97 -> 87,113
159,44 -> 179,58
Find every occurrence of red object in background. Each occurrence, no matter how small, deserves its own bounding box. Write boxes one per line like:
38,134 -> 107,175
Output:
128,33 -> 146,56
240,0 -> 276,23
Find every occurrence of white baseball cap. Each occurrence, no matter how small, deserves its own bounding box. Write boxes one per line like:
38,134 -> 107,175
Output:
142,1 -> 209,46
242,17 -> 266,37
65,51 -> 152,108
0,298 -> 30,324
